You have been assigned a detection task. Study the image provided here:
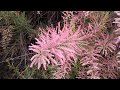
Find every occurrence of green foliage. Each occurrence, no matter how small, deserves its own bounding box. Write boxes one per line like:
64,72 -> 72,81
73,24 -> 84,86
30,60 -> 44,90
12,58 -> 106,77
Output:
7,64 -> 54,79
69,57 -> 81,79
0,11 -> 36,79
93,11 -> 111,32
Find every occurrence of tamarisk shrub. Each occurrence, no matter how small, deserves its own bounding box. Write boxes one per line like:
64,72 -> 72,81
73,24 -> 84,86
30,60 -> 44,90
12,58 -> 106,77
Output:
29,11 -> 94,79
113,11 -> 120,74
29,11 -> 120,79
28,22 -> 83,78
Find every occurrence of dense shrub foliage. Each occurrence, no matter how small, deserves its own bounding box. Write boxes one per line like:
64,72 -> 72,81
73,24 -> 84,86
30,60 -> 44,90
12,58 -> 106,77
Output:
0,11 -> 120,79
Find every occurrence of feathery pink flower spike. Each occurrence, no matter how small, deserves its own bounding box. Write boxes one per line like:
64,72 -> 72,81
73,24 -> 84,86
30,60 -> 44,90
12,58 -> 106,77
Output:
29,22 -> 81,70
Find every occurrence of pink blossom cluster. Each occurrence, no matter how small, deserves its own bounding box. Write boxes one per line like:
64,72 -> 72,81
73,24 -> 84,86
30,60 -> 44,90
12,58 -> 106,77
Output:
114,11 -> 120,44
114,11 -> 120,70
29,21 -> 82,78
29,11 -> 119,79
113,11 -> 120,28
